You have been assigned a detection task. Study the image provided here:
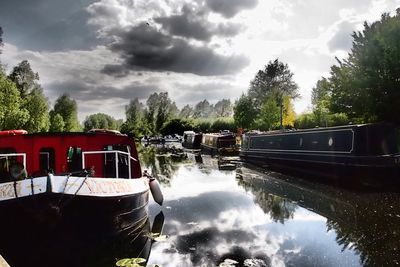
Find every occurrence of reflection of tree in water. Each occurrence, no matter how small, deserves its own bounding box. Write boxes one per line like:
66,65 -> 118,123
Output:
325,197 -> 400,267
138,145 -> 189,186
237,178 -> 296,224
237,166 -> 400,266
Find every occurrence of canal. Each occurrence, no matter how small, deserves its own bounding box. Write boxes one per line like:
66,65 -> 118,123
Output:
1,143 -> 400,267
142,144 -> 400,267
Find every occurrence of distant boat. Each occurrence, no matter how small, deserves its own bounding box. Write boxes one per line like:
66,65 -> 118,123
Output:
0,129 -> 163,233
182,131 -> 202,149
240,123 -> 400,182
201,131 -> 239,156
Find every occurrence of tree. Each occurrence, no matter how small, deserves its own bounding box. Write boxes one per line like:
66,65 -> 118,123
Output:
7,60 -> 50,132
0,73 -> 29,129
23,87 -> 50,132
329,11 -> 400,123
49,112 -> 65,132
282,96 -> 296,127
120,98 -> 145,136
155,92 -> 173,133
214,99 -> 233,117
179,104 -> 194,118
233,94 -> 257,129
193,99 -> 212,118
248,59 -> 299,128
51,94 -> 80,132
83,113 -> 118,132
254,96 -> 280,131
8,60 -> 40,98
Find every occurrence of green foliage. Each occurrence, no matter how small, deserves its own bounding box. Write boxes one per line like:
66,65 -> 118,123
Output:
214,99 -> 233,117
51,94 -> 80,132
233,94 -> 257,129
8,60 -> 40,98
49,112 -> 65,132
210,117 -> 236,132
121,98 -> 145,136
248,59 -> 299,110
0,73 -> 29,130
328,11 -> 400,124
83,113 -> 119,131
144,92 -> 176,134
294,112 -> 350,129
294,113 -> 318,129
193,99 -> 213,118
8,60 -> 50,132
160,118 -> 195,136
193,118 -> 212,132
179,104 -> 194,118
23,87 -> 50,132
254,96 -> 280,131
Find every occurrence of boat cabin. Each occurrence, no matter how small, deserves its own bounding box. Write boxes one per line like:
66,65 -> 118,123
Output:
182,131 -> 202,149
0,130 -> 142,182
201,131 -> 237,155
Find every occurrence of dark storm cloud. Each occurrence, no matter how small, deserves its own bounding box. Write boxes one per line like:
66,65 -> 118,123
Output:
154,5 -> 243,41
205,0 -> 259,18
105,23 -> 249,76
328,21 -> 356,52
0,0 -> 99,51
46,80 -> 158,101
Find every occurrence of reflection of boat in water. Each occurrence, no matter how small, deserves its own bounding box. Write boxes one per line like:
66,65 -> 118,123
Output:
0,129 -> 163,235
195,154 -> 239,172
240,123 -> 400,183
236,166 -> 400,266
0,210 -> 164,267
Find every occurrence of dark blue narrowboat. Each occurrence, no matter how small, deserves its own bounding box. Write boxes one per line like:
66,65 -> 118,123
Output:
240,123 -> 400,180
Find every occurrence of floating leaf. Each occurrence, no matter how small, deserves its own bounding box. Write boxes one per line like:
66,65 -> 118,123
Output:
116,259 -> 131,266
115,258 -> 146,267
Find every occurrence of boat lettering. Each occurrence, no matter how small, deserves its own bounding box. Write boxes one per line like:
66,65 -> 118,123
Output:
85,180 -> 131,194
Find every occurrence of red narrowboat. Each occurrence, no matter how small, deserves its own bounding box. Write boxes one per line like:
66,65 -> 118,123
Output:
0,129 -> 163,233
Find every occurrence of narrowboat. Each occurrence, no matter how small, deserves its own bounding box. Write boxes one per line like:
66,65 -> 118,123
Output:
201,131 -> 239,155
182,131 -> 202,149
240,123 -> 400,181
0,129 -> 163,233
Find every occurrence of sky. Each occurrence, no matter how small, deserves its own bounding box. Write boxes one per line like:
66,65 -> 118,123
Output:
1,0 -> 399,121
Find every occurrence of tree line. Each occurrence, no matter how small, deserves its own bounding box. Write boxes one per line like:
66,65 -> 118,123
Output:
1,10 -> 399,136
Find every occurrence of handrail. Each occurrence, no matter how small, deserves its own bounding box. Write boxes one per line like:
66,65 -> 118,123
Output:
81,150 -> 137,179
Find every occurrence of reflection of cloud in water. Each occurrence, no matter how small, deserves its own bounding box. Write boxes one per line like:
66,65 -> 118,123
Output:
147,159 -> 362,266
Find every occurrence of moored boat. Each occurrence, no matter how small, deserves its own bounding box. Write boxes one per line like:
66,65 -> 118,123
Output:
0,129 -> 163,233
201,131 -> 238,156
240,123 -> 400,182
182,131 -> 202,149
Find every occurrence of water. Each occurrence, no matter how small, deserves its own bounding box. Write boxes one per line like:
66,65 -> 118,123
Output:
142,144 -> 400,267
1,144 -> 400,266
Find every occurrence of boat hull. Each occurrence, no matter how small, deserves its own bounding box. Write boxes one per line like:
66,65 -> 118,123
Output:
0,176 -> 150,234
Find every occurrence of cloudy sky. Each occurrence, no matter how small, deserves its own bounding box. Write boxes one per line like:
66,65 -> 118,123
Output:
1,0 -> 399,121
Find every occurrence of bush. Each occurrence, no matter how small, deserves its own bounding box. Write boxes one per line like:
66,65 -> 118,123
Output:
210,117 -> 236,132
294,113 -> 318,129
160,118 -> 195,135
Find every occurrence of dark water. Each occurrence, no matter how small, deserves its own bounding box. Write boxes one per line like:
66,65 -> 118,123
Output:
142,144 -> 400,267
1,144 -> 400,267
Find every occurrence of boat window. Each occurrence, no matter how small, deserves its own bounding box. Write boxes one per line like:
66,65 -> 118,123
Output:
67,146 -> 82,173
0,147 -> 19,181
103,145 -> 131,178
40,148 -> 55,174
